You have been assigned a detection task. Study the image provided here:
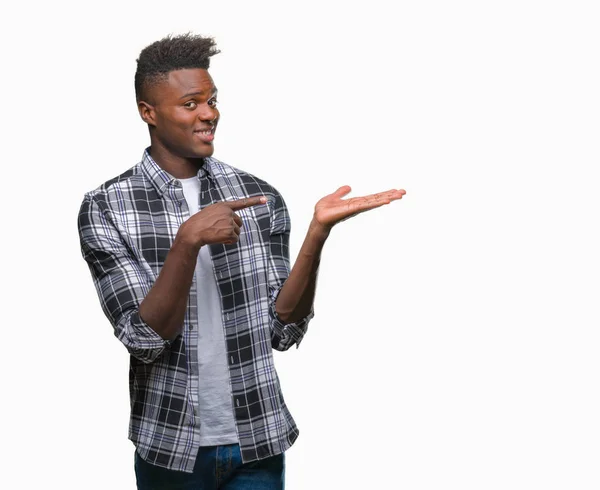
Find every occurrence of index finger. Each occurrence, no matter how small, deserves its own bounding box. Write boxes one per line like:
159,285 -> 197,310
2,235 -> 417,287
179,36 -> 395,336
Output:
223,196 -> 267,211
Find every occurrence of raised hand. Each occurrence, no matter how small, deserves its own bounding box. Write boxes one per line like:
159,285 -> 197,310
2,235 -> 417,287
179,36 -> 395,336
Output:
177,196 -> 266,248
313,185 -> 406,230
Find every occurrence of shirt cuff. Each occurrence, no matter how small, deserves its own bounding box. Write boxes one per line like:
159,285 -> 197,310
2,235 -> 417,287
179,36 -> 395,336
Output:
119,310 -> 171,362
269,286 -> 314,348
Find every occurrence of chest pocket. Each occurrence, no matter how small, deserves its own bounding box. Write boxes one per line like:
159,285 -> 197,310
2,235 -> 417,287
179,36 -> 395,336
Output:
238,201 -> 272,245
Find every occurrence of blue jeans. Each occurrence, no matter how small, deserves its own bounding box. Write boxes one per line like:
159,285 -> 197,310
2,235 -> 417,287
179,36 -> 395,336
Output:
134,444 -> 285,489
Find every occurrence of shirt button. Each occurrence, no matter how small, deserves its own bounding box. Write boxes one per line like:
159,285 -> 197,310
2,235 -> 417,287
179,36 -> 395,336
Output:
189,324 -> 194,330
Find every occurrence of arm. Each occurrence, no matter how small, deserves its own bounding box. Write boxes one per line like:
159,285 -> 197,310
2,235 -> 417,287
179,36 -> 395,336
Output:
266,192 -> 316,351
78,194 -> 266,362
137,236 -> 198,342
274,185 -> 406,333
273,219 -> 328,325
78,195 -> 173,363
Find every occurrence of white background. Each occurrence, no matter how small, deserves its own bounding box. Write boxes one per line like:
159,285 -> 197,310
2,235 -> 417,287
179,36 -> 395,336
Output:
1,0 -> 599,488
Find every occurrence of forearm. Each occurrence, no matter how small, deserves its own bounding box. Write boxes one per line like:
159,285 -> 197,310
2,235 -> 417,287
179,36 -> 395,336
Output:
139,236 -> 199,341
275,218 -> 330,324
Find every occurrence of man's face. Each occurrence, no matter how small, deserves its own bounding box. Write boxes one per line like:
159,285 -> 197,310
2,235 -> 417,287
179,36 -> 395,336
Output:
141,68 -> 219,160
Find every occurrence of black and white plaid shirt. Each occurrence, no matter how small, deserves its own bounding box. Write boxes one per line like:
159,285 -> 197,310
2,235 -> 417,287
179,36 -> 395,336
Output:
78,149 -> 313,472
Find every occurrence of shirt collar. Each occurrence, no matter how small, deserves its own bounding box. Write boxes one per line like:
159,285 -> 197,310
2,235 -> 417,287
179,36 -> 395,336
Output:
140,148 -> 215,196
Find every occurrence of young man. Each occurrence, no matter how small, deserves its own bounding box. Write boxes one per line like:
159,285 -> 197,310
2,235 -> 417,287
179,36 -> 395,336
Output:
78,34 -> 405,489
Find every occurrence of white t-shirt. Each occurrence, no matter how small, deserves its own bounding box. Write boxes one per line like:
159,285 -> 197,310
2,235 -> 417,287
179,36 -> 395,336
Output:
179,176 -> 238,446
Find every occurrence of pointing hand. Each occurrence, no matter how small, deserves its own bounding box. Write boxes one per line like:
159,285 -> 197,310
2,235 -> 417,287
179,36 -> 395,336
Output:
178,196 -> 267,248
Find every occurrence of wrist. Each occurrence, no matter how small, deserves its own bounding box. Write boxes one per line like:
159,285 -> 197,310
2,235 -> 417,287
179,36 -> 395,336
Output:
173,231 -> 202,257
308,217 -> 331,242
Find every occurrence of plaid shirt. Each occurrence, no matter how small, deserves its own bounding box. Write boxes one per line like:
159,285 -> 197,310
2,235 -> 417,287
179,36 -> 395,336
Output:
77,149 -> 313,472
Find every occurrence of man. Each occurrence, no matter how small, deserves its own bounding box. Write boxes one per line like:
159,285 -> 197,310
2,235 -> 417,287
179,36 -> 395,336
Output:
78,33 -> 405,489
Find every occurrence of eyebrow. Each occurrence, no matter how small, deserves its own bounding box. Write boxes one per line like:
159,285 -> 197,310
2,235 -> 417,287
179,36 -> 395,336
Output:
179,87 -> 218,100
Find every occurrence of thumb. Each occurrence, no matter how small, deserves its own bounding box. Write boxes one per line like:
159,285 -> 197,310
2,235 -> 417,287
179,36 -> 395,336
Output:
331,185 -> 352,199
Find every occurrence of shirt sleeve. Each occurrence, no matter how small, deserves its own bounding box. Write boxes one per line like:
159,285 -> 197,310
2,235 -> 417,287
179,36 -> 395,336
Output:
267,191 -> 314,351
77,194 -> 170,363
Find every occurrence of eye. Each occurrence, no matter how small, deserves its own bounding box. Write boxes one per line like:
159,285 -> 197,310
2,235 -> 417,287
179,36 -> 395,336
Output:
184,101 -> 197,110
208,98 -> 218,108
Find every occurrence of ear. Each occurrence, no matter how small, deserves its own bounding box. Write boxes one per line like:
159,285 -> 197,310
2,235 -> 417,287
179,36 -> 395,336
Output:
138,100 -> 156,127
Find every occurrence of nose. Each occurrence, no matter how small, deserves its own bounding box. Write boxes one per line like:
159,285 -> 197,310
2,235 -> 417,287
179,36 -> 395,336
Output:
198,103 -> 219,123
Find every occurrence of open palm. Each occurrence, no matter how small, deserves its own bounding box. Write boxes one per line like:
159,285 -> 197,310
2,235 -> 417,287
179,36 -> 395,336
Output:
313,185 -> 406,229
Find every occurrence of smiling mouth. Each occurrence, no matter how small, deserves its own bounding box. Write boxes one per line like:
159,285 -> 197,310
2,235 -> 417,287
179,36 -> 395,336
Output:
194,127 -> 215,142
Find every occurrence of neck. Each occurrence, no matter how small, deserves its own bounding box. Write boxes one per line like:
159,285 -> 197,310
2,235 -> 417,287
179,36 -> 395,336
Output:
148,144 -> 205,179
